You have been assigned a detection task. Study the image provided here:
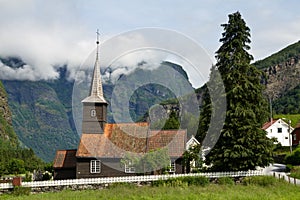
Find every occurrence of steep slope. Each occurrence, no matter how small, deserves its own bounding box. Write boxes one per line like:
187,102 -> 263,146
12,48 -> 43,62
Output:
3,80 -> 79,162
253,41 -> 300,114
0,80 -> 18,146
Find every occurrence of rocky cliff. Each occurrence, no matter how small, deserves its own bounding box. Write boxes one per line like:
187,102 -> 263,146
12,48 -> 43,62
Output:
0,80 -> 18,146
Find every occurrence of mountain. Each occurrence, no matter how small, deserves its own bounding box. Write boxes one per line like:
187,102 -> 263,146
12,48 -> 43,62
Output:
0,80 -> 45,175
2,66 -> 79,162
1,59 -> 193,162
4,38 -> 300,163
253,41 -> 300,114
0,80 -> 18,146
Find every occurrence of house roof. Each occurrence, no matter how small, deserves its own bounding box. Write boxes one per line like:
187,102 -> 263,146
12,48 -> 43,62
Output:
76,122 -> 187,158
262,119 -> 279,130
53,149 -> 77,169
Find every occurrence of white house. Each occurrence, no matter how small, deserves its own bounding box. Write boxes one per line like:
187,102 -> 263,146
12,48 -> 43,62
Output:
262,118 -> 294,147
186,135 -> 200,150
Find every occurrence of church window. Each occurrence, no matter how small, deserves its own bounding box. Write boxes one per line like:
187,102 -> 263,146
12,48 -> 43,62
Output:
125,162 -> 135,173
90,160 -> 101,173
91,109 -> 96,117
169,161 -> 176,173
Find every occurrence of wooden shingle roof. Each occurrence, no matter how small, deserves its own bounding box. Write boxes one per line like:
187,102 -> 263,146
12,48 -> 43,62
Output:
53,149 -> 77,169
76,122 -> 187,158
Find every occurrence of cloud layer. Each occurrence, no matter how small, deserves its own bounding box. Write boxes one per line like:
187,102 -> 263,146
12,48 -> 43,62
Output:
0,0 -> 300,87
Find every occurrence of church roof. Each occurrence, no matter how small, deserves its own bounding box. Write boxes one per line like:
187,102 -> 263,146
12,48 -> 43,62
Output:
53,149 -> 77,169
76,123 -> 187,158
82,32 -> 107,104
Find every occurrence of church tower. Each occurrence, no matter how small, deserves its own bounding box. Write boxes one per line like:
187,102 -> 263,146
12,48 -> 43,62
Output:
81,30 -> 108,133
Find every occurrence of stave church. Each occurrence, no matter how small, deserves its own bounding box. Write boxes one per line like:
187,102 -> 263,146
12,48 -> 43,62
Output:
53,33 -> 197,180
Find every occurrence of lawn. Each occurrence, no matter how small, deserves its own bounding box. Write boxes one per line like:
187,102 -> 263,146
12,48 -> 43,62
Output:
274,114 -> 300,127
2,177 -> 300,200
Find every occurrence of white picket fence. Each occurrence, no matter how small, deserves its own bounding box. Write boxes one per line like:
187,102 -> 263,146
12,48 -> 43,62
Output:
0,170 -> 263,189
272,172 -> 300,185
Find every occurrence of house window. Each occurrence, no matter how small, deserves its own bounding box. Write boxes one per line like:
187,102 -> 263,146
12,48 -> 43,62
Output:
294,134 -> 297,141
90,109 -> 96,117
90,160 -> 101,173
278,128 -> 282,133
169,161 -> 176,173
125,163 -> 135,173
270,129 -> 272,133
285,137 -> 288,140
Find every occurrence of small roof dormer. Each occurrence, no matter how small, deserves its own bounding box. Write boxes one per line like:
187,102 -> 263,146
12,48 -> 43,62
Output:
82,29 -> 107,104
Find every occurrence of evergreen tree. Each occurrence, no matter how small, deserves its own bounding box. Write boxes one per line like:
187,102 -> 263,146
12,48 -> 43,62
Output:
205,12 -> 274,171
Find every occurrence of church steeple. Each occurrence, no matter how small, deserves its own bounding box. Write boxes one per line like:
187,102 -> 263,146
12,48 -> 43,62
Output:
81,30 -> 108,134
82,29 -> 107,103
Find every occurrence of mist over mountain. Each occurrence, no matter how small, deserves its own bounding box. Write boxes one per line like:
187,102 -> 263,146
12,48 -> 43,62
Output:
2,40 -> 300,162
1,58 -> 193,162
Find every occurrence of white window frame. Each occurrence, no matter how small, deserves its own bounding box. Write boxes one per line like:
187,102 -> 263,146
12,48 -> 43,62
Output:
169,161 -> 176,173
90,109 -> 96,117
125,162 -> 135,173
90,160 -> 101,173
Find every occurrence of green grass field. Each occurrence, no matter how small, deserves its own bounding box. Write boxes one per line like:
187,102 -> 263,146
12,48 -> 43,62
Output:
274,114 -> 300,127
2,177 -> 300,200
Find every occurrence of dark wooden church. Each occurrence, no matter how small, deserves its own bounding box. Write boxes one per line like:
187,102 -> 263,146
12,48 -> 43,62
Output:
53,34 -> 189,180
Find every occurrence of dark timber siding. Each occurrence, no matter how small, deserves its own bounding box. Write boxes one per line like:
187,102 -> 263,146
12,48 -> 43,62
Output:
76,158 -> 135,178
82,102 -> 107,133
54,168 -> 76,180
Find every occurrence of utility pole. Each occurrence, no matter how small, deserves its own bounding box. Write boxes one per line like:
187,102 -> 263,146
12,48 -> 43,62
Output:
283,118 -> 292,154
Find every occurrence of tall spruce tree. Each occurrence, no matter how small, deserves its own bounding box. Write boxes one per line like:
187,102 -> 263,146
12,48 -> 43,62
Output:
204,12 -> 274,171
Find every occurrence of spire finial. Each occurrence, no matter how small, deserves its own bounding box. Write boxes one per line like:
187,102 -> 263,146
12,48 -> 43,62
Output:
96,29 -> 100,56
96,29 -> 100,44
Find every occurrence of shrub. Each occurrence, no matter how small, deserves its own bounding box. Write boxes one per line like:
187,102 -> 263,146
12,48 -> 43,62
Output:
24,172 -> 32,182
109,182 -> 136,189
242,176 -> 277,186
285,147 -> 300,165
182,176 -> 209,186
12,186 -> 31,196
152,176 -> 209,187
290,166 -> 300,179
42,172 -> 52,180
286,164 -> 293,172
218,177 -> 234,185
152,178 -> 188,187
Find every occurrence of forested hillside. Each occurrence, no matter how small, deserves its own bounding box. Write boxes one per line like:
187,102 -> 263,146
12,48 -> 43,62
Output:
0,80 -> 44,176
253,41 -> 300,114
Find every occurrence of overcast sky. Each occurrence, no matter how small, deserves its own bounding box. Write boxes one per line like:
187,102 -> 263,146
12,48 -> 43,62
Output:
0,0 -> 299,87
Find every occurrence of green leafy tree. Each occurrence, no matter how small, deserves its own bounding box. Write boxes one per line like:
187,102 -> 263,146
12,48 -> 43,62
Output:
8,158 -> 26,175
285,147 -> 300,165
182,144 -> 203,173
163,110 -> 180,130
205,12 -> 274,171
121,148 -> 170,174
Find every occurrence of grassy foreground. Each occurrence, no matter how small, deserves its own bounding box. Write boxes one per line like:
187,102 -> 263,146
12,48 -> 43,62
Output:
2,177 -> 300,200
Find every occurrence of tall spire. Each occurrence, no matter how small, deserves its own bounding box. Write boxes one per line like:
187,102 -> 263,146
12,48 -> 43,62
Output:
82,30 -> 107,103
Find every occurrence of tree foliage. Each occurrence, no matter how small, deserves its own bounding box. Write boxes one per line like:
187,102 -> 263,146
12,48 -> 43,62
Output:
121,148 -> 170,174
204,12 -> 274,171
182,144 -> 203,172
0,139 -> 45,177
285,147 -> 300,165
